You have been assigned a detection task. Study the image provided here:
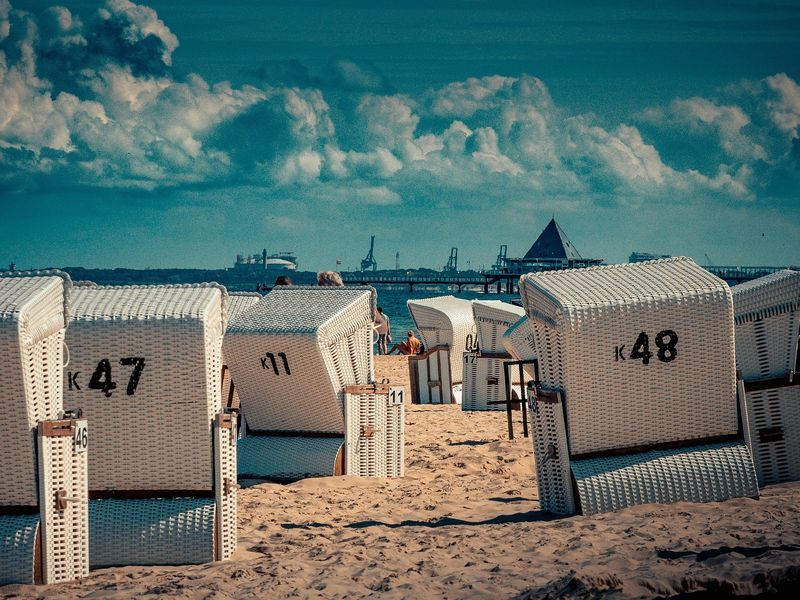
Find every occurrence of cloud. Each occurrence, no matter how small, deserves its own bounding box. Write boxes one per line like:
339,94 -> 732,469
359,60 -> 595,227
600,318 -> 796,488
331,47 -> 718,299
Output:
0,0 -> 797,207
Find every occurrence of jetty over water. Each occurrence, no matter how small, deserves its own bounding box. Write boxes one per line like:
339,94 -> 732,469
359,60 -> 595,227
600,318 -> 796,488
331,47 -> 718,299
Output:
341,265 -> 797,294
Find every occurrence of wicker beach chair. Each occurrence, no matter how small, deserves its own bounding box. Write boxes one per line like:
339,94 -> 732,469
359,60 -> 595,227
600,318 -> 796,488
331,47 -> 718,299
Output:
407,296 -> 475,384
64,284 -> 236,568
519,258 -> 758,515
0,272 -> 89,585
223,287 -> 403,480
222,293 -> 262,414
461,301 -> 526,411
732,270 -> 800,485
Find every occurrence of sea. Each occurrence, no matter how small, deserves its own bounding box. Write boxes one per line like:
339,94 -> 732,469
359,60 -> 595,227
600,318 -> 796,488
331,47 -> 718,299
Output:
368,286 -> 518,344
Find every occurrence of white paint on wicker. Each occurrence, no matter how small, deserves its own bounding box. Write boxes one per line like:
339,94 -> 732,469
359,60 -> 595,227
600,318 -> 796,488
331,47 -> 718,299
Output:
732,270 -> 800,381
214,417 -> 238,561
471,300 -> 525,354
224,287 -> 376,434
501,316 -> 539,380
407,296 -> 475,382
520,257 -> 739,456
65,284 -> 225,492
461,353 -> 522,411
529,391 -> 575,515
410,348 -> 453,404
571,441 -> 759,516
345,391 -> 388,477
744,385 -> 800,485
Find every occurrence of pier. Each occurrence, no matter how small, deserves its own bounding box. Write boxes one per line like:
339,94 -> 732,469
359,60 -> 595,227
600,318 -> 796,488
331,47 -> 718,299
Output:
341,265 -> 796,294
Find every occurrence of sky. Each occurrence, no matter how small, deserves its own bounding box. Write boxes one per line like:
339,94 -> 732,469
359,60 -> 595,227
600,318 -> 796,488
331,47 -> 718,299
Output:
1,0 -> 799,271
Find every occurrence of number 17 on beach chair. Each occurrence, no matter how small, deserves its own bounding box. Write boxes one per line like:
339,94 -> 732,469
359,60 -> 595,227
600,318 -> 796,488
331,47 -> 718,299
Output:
0,272 -> 89,585
518,258 -> 759,516
63,284 -> 236,568
224,286 -> 404,481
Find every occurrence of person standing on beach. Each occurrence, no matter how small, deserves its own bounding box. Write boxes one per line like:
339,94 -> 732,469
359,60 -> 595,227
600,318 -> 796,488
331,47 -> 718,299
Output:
374,307 -> 391,355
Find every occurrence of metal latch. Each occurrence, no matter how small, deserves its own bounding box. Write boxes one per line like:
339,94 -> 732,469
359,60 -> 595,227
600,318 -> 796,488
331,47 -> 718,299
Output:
55,489 -> 85,512
360,425 -> 377,438
223,477 -> 238,497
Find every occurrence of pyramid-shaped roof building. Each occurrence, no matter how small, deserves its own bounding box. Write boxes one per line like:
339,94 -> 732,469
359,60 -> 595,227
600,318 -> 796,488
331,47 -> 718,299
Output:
505,218 -> 602,273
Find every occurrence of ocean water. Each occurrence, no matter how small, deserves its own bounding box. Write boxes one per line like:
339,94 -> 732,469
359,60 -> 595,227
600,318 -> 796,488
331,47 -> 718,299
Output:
369,286 -> 518,348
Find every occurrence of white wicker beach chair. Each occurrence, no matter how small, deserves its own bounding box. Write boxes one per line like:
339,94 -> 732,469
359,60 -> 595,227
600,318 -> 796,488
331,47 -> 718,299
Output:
224,287 -> 403,480
519,258 -> 758,515
222,293 -> 262,413
407,296 -> 475,383
732,270 -> 800,485
472,300 -> 525,354
0,272 -> 89,585
63,284 -> 236,568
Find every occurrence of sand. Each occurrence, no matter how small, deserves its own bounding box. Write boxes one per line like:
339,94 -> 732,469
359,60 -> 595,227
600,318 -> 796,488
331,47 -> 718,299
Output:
4,356 -> 800,598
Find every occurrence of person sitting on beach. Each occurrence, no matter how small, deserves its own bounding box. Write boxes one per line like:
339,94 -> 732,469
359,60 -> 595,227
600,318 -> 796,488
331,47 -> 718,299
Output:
317,271 -> 344,286
399,330 -> 422,355
274,275 -> 292,286
374,307 -> 391,355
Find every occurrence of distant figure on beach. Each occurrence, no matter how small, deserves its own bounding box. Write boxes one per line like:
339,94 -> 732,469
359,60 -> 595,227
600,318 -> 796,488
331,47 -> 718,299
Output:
399,330 -> 422,355
274,275 -> 292,286
317,271 -> 344,286
374,307 -> 391,355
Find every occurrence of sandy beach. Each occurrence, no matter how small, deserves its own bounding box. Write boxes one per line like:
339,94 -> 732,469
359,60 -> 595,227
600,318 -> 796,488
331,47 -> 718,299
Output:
3,356 -> 800,599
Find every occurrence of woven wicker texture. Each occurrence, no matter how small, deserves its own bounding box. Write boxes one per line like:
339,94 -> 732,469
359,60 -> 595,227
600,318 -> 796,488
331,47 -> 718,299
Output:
0,274 -> 69,507
237,436 -> 344,481
501,316 -> 540,380
345,391 -> 388,477
89,498 -> 216,568
407,296 -> 475,382
461,354 -> 521,411
410,348 -> 453,404
529,391 -> 575,515
224,287 -> 375,434
744,385 -> 800,485
222,293 -> 261,411
571,441 -> 758,516
472,301 -> 525,354
519,257 -> 738,455
38,427 -> 90,582
732,271 -> 800,380
65,284 -> 225,492
386,394 -> 405,478
0,514 -> 39,585
214,417 -> 237,560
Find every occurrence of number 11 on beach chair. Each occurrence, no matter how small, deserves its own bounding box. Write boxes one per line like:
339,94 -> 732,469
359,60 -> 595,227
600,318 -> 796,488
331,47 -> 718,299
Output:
224,286 -> 404,481
0,272 -> 89,585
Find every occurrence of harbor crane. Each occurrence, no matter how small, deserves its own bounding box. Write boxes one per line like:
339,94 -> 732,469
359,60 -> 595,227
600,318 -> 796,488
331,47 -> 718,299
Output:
444,247 -> 458,272
361,235 -> 378,272
493,244 -> 508,271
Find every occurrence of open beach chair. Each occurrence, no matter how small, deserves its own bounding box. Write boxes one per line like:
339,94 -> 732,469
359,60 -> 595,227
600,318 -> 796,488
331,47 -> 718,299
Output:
519,258 -> 758,516
462,301 -> 525,411
0,272 -> 89,585
64,284 -> 236,568
732,270 -> 800,484
223,286 -> 404,480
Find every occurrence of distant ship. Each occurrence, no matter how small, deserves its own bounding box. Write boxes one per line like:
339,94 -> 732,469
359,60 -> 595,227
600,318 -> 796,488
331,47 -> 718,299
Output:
233,249 -> 297,272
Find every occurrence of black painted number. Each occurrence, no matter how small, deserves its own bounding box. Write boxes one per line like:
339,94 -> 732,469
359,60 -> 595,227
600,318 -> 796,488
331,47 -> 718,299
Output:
88,359 -> 117,397
119,357 -> 146,395
260,352 -> 291,375
615,330 -> 678,365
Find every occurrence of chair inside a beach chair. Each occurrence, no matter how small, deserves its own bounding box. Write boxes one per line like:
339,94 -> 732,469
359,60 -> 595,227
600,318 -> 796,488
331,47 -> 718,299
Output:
408,346 -> 454,404
0,272 -> 89,585
407,296 -> 475,384
732,270 -> 800,485
519,258 -> 758,516
64,284 -> 236,569
224,286 -> 403,480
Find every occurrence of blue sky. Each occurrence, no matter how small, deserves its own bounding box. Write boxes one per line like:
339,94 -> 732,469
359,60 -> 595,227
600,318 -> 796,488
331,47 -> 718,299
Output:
1,0 -> 799,270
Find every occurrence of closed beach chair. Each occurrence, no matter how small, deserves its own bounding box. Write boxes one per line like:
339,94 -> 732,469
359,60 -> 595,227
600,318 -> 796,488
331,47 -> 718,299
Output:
461,301 -> 526,411
732,270 -> 800,485
64,284 -> 236,568
0,272 -> 89,585
407,295 -> 475,388
223,287 -> 403,480
519,258 -> 758,515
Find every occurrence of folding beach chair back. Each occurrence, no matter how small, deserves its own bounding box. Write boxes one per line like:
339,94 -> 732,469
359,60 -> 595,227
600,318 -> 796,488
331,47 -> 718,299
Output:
520,258 -> 757,515
407,296 -> 475,382
222,292 -> 262,412
472,300 -> 525,354
0,271 -> 89,584
732,270 -> 800,485
64,283 -> 236,568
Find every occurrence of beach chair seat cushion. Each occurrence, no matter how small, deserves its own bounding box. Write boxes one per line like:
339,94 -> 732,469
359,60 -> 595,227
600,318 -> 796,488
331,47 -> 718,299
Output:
238,435 -> 345,481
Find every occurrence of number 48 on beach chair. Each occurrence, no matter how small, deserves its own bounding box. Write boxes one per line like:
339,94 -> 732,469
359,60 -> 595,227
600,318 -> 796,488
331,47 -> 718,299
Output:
0,272 -> 89,585
514,258 -> 759,516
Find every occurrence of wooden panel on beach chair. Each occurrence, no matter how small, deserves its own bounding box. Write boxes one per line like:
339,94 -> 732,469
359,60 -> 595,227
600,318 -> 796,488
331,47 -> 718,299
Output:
408,346 -> 453,404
